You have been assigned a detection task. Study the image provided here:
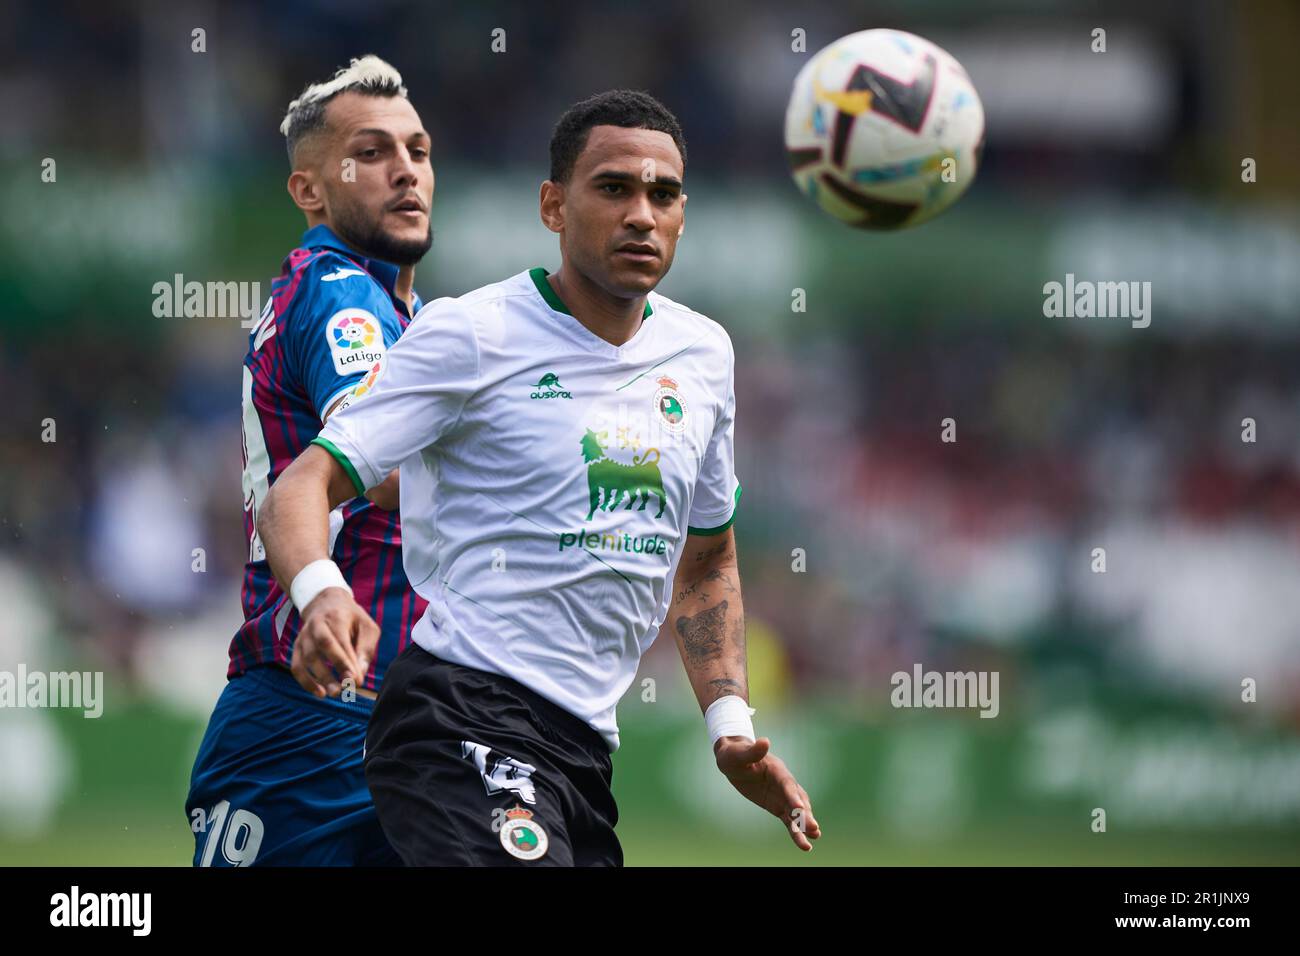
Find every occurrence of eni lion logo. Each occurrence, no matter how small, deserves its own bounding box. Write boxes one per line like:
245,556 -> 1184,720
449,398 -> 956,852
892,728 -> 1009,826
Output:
581,429 -> 665,520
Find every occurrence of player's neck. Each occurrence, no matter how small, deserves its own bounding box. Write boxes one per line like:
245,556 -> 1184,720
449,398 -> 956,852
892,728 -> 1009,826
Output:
394,265 -> 416,316
548,266 -> 646,347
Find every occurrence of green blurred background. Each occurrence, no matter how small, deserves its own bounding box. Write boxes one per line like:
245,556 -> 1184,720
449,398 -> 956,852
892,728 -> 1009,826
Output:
3,0 -> 1300,865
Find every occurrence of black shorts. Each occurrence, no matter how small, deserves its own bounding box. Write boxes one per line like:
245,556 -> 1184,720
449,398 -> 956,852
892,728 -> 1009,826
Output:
364,643 -> 622,867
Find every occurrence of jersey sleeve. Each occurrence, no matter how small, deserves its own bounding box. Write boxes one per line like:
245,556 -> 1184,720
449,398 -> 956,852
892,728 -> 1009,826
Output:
281,254 -> 403,420
313,297 -> 480,495
687,330 -> 742,535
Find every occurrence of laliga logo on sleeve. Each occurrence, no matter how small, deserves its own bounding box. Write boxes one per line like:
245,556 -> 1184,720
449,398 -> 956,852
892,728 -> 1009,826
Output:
327,309 -> 385,374
499,805 -> 549,861
332,312 -> 376,348
331,357 -> 386,415
352,356 -> 386,398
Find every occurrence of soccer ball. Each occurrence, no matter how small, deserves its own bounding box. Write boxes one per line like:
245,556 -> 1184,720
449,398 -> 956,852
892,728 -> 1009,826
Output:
784,29 -> 984,230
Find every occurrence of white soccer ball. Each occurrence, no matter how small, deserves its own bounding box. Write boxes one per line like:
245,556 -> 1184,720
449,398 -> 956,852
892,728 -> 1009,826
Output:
784,29 -> 985,230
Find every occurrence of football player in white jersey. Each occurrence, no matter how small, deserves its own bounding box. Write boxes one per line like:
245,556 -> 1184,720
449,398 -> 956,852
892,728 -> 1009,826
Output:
257,90 -> 820,865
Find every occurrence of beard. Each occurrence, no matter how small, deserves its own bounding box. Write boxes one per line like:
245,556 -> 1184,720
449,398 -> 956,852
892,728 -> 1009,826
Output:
331,198 -> 433,266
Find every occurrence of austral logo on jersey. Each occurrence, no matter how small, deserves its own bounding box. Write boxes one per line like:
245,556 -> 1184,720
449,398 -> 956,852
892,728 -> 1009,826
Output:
529,372 -> 572,400
327,308 -> 385,375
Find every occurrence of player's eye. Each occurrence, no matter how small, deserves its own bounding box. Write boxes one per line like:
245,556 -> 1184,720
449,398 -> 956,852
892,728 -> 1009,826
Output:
359,147 -> 380,159
600,183 -> 623,194
654,189 -> 676,201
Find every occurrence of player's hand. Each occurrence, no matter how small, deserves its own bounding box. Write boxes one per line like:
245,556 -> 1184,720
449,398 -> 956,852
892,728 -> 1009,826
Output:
714,736 -> 821,851
290,587 -> 379,698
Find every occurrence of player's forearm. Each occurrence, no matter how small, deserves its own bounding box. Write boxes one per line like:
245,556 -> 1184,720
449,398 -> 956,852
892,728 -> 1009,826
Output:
257,444 -> 355,593
364,469 -> 400,510
669,538 -> 748,710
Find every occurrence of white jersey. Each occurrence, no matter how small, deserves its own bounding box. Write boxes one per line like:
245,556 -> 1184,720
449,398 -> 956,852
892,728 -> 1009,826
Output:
315,268 -> 740,750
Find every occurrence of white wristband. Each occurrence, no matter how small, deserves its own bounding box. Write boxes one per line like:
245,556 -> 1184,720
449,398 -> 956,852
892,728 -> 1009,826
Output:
289,559 -> 351,613
705,695 -> 756,747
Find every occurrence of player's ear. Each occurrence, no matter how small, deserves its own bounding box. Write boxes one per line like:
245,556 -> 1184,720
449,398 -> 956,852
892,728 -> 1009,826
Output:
538,179 -> 565,234
288,170 -> 325,215
677,192 -> 687,239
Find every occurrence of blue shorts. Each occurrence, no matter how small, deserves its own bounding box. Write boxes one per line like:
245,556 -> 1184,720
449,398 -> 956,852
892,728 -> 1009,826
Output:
186,665 -> 400,866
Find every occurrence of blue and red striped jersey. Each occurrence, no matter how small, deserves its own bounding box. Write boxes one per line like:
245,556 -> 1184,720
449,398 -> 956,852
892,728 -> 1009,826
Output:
232,223 -> 428,690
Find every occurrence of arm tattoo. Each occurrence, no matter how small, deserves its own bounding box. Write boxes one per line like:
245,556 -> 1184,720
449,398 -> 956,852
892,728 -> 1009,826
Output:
702,567 -> 738,594
707,677 -> 744,700
675,568 -> 738,604
693,539 -> 732,563
675,580 -> 701,603
675,600 -> 729,665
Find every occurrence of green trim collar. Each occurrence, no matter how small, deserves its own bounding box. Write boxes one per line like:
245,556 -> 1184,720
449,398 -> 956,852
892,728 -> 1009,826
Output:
529,267 -> 653,319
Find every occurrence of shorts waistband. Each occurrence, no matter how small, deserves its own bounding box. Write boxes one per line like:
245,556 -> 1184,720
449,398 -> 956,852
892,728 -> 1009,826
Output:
416,648 -> 610,760
236,664 -> 376,722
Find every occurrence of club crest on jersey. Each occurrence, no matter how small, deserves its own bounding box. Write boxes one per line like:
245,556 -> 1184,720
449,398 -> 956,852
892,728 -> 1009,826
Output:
328,308 -> 385,374
499,805 -> 549,861
651,375 -> 688,434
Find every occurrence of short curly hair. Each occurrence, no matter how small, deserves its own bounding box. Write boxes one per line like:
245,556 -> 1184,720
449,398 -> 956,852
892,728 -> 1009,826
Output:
548,89 -> 686,183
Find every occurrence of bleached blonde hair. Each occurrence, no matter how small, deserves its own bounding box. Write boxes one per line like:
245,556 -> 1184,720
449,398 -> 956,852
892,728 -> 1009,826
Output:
280,55 -> 408,161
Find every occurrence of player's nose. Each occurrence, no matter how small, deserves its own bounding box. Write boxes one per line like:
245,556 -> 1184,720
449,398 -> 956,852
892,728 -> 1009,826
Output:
391,147 -> 423,188
623,193 -> 656,231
